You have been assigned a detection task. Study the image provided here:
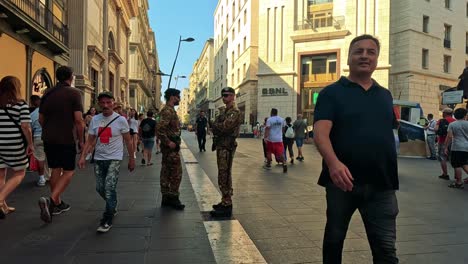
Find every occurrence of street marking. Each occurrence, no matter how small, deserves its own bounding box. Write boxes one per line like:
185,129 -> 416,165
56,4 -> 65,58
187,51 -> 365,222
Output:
180,141 -> 267,264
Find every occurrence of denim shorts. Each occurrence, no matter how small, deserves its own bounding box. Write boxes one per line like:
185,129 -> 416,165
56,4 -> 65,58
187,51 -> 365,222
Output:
142,138 -> 155,150
295,138 -> 304,147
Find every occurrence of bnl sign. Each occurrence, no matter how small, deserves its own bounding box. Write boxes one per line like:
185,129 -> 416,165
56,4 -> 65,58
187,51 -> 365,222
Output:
262,88 -> 288,96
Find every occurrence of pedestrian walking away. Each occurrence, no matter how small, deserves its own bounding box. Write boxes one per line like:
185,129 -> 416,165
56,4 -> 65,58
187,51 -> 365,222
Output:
139,111 -> 157,166
283,117 -> 295,164
0,76 -> 34,219
78,91 -> 135,233
30,95 -> 49,187
264,108 -> 287,173
293,114 -> 308,161
424,113 -> 437,160
156,88 -> 185,210
195,110 -> 209,152
38,66 -> 85,223
314,34 -> 400,264
444,108 -> 468,189
435,108 -> 456,180
210,87 -> 242,217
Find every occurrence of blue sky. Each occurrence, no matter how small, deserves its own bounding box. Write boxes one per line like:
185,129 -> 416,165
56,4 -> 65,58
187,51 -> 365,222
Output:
148,1 -> 218,97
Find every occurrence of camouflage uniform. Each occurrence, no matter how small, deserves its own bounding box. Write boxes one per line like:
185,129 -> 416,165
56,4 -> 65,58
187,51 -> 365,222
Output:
156,105 -> 182,197
211,104 -> 242,206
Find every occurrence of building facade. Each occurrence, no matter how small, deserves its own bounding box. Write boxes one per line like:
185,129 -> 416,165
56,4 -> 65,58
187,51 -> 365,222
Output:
129,0 -> 161,113
257,0 -> 390,125
0,0 -> 69,100
68,0 -> 138,111
189,39 -> 215,121
177,88 -> 190,125
389,0 -> 468,116
213,0 -> 259,130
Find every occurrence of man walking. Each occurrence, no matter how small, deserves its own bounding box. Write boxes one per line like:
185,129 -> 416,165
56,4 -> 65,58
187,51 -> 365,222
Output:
264,108 -> 287,173
424,113 -> 437,160
436,108 -> 456,180
195,110 -> 209,152
293,114 -> 308,161
314,35 -> 399,263
38,66 -> 84,223
30,95 -> 49,186
78,92 -> 135,233
444,108 -> 468,189
157,89 -> 185,210
210,87 -> 242,217
139,111 -> 157,166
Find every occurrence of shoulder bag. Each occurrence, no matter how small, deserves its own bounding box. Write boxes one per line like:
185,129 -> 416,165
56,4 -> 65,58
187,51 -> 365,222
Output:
90,115 -> 120,163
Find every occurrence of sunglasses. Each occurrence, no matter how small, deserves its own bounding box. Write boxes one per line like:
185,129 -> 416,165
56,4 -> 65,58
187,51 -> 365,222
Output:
222,93 -> 232,97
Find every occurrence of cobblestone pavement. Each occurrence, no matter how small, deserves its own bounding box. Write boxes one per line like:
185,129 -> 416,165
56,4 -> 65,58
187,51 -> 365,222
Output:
1,130 -> 468,263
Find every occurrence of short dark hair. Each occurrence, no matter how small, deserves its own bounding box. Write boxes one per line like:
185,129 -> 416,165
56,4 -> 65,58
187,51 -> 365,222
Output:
30,95 -> 40,102
56,66 -> 73,82
428,113 -> 433,119
285,117 -> 292,123
454,108 -> 467,120
147,110 -> 154,117
271,108 -> 278,116
349,34 -> 380,55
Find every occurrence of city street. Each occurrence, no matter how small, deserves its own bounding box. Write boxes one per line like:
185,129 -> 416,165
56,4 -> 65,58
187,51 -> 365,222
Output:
1,130 -> 468,263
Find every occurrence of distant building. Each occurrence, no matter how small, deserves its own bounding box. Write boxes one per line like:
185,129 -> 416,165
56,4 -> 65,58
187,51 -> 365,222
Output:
177,88 -> 190,125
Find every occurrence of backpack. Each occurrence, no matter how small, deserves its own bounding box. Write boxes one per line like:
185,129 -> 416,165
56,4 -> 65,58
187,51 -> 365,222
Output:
436,119 -> 449,136
285,125 -> 295,138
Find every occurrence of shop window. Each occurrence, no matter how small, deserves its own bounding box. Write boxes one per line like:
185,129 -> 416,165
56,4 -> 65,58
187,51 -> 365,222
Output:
32,68 -> 52,97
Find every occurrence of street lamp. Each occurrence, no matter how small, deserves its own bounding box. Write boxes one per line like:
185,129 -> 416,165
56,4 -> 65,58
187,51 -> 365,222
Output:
167,36 -> 194,90
174,75 -> 187,89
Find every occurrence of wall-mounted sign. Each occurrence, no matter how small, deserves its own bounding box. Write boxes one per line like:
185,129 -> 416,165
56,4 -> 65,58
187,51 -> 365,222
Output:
261,88 -> 288,96
442,90 -> 463,105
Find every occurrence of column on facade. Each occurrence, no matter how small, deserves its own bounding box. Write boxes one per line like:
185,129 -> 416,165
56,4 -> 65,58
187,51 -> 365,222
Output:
102,0 -> 109,91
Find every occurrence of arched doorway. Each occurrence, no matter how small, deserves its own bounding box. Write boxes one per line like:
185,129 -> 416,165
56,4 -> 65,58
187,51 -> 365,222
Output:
32,68 -> 53,97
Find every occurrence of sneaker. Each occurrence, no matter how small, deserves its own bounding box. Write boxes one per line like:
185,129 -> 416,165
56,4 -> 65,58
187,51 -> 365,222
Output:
38,197 -> 52,223
438,174 -> 450,180
171,197 -> 185,210
97,220 -> 112,233
37,176 -> 46,187
210,205 -> 233,217
141,158 -> 145,165
263,163 -> 271,170
212,202 -> 232,211
290,158 -> 294,164
283,164 -> 288,173
52,201 -> 71,215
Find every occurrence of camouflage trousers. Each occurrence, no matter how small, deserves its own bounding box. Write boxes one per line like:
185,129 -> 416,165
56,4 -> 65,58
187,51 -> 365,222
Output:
94,160 -> 121,218
160,148 -> 182,196
216,146 -> 236,205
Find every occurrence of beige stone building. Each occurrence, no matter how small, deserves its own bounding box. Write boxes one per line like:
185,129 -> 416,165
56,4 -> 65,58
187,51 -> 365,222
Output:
129,0 -> 161,112
189,39 -> 215,120
213,0 -> 259,129
257,0 -> 390,124
389,0 -> 468,116
68,0 -> 138,111
177,88 -> 190,125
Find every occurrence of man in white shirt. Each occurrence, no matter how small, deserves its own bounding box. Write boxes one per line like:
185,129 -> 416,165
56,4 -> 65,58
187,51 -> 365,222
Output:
424,113 -> 437,160
78,91 -> 135,233
264,108 -> 287,173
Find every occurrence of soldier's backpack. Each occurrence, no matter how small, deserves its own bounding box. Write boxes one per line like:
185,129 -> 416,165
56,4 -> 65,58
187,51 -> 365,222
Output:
285,125 -> 295,138
436,119 -> 449,136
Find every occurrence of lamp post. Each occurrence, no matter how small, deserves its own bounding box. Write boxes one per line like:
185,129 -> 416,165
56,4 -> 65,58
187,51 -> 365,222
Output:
167,36 -> 194,90
174,75 -> 187,89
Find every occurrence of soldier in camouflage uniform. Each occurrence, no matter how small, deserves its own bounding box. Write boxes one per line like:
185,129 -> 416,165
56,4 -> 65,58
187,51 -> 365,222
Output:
210,87 -> 242,217
156,88 -> 184,210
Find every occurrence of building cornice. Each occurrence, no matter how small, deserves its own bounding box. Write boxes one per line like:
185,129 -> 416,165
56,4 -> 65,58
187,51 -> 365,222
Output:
291,30 -> 351,43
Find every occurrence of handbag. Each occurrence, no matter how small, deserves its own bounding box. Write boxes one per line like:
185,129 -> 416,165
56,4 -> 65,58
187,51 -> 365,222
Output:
90,115 -> 120,163
3,107 -> 28,154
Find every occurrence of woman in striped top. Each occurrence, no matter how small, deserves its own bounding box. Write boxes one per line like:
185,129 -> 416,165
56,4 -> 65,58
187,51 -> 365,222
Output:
0,76 -> 34,219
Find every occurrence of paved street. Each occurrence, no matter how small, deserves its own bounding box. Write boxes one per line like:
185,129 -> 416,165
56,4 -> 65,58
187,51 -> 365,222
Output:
1,130 -> 468,263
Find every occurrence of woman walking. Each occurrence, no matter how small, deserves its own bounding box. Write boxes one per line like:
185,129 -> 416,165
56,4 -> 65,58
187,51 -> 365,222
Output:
0,76 -> 34,218
128,108 -> 139,158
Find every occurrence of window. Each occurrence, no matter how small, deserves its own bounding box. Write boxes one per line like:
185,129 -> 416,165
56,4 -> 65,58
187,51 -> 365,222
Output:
237,44 -> 240,56
231,51 -> 234,68
422,49 -> 429,69
90,68 -> 98,88
237,68 -> 240,83
443,55 -> 451,73
243,37 -> 246,51
423,16 -> 429,33
244,9 -> 247,25
467,2 -> 468,17
232,2 -> 235,21
309,11 -> 333,28
238,20 -> 240,33
232,29 -> 235,39
445,0 -> 451,9
243,63 -> 246,79
231,73 -> 234,86
444,24 -> 452,48
466,33 -> 468,54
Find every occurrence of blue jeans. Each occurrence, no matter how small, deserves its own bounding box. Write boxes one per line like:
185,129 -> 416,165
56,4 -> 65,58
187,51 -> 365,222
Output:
94,160 -> 121,218
323,184 -> 399,264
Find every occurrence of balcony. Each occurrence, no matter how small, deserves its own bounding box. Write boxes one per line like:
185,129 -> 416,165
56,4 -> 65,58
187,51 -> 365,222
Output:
301,73 -> 337,88
444,39 -> 451,49
295,15 -> 345,31
0,0 -> 68,53
308,0 -> 333,4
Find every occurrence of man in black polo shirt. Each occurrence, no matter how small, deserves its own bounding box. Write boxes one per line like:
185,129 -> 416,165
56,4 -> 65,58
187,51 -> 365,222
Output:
314,35 -> 399,264
194,110 -> 208,152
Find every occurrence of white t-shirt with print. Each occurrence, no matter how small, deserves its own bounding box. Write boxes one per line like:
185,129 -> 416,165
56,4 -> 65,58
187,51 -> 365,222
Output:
267,115 -> 285,142
89,112 -> 129,160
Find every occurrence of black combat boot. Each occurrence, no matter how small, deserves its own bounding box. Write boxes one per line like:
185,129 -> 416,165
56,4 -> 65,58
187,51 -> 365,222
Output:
210,204 -> 233,217
161,194 -> 171,207
170,196 -> 185,210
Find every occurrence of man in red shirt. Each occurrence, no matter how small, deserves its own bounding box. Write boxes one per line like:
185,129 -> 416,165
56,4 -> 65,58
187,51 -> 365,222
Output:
435,108 -> 456,180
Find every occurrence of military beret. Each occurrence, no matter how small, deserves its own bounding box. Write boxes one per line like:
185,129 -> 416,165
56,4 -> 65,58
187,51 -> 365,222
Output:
221,87 -> 235,95
164,88 -> 180,99
97,91 -> 114,100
